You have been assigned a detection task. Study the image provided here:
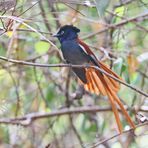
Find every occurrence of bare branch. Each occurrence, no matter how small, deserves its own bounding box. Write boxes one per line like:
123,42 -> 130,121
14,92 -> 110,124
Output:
82,12 -> 148,39
0,105 -> 147,126
0,56 -> 147,97
86,122 -> 148,148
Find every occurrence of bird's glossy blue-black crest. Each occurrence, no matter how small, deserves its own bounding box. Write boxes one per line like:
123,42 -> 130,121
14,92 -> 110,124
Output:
59,25 -> 80,33
54,25 -> 80,43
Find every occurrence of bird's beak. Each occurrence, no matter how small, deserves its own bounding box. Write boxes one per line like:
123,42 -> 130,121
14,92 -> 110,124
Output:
52,33 -> 60,37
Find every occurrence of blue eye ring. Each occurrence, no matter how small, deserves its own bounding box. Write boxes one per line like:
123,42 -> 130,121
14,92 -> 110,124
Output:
60,31 -> 64,35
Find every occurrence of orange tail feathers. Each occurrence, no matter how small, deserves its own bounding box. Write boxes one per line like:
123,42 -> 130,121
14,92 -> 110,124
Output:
106,88 -> 123,133
105,83 -> 136,132
108,88 -> 136,129
82,63 -> 135,133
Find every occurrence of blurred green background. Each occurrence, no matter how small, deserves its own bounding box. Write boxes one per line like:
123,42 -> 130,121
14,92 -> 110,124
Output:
0,0 -> 147,147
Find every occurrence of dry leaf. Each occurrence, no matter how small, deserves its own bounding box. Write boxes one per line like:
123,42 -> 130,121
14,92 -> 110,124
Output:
127,53 -> 139,75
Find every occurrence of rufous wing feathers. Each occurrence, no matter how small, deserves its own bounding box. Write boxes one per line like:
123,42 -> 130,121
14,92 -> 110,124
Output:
77,39 -> 135,133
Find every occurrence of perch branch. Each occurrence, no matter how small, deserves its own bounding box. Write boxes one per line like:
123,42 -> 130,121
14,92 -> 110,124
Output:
0,56 -> 147,97
0,105 -> 147,126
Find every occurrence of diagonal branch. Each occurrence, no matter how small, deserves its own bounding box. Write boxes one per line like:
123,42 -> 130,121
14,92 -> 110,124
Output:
86,122 -> 148,148
82,12 -> 148,39
0,56 -> 147,97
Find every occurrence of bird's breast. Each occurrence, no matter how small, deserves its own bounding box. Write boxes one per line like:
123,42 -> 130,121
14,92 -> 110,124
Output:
61,40 -> 89,64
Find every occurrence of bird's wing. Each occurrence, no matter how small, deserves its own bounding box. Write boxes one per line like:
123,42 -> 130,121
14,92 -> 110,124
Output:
77,38 -> 135,133
77,38 -> 121,94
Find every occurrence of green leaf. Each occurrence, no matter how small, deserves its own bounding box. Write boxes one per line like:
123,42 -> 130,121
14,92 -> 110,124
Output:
113,6 -> 125,22
46,84 -> 55,100
95,0 -> 110,17
113,58 -> 125,75
121,64 -> 126,74
0,45 -> 6,56
35,41 -> 50,54
115,6 -> 125,17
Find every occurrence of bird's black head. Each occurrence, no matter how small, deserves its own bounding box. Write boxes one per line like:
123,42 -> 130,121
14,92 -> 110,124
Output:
53,25 -> 80,43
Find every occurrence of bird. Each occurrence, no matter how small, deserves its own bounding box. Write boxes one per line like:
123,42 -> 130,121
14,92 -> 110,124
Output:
53,25 -> 135,133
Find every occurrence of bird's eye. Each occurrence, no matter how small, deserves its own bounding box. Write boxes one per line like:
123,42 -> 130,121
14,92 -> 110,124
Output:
61,31 -> 64,35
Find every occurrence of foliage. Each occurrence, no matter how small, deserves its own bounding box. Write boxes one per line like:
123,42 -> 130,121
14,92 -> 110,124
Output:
0,0 -> 147,147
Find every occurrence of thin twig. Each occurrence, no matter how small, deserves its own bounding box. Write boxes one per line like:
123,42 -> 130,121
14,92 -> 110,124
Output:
69,115 -> 84,147
0,27 -> 52,34
106,10 -> 148,32
65,68 -> 71,107
86,122 -> 148,148
17,1 -> 39,17
38,0 -> 51,32
82,12 -> 148,39
33,64 -> 48,106
0,15 -> 58,50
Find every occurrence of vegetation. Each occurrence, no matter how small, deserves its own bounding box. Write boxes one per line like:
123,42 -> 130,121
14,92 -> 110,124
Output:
0,0 -> 147,147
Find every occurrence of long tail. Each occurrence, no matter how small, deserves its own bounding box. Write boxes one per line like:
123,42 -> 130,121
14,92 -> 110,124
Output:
83,62 -> 135,133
